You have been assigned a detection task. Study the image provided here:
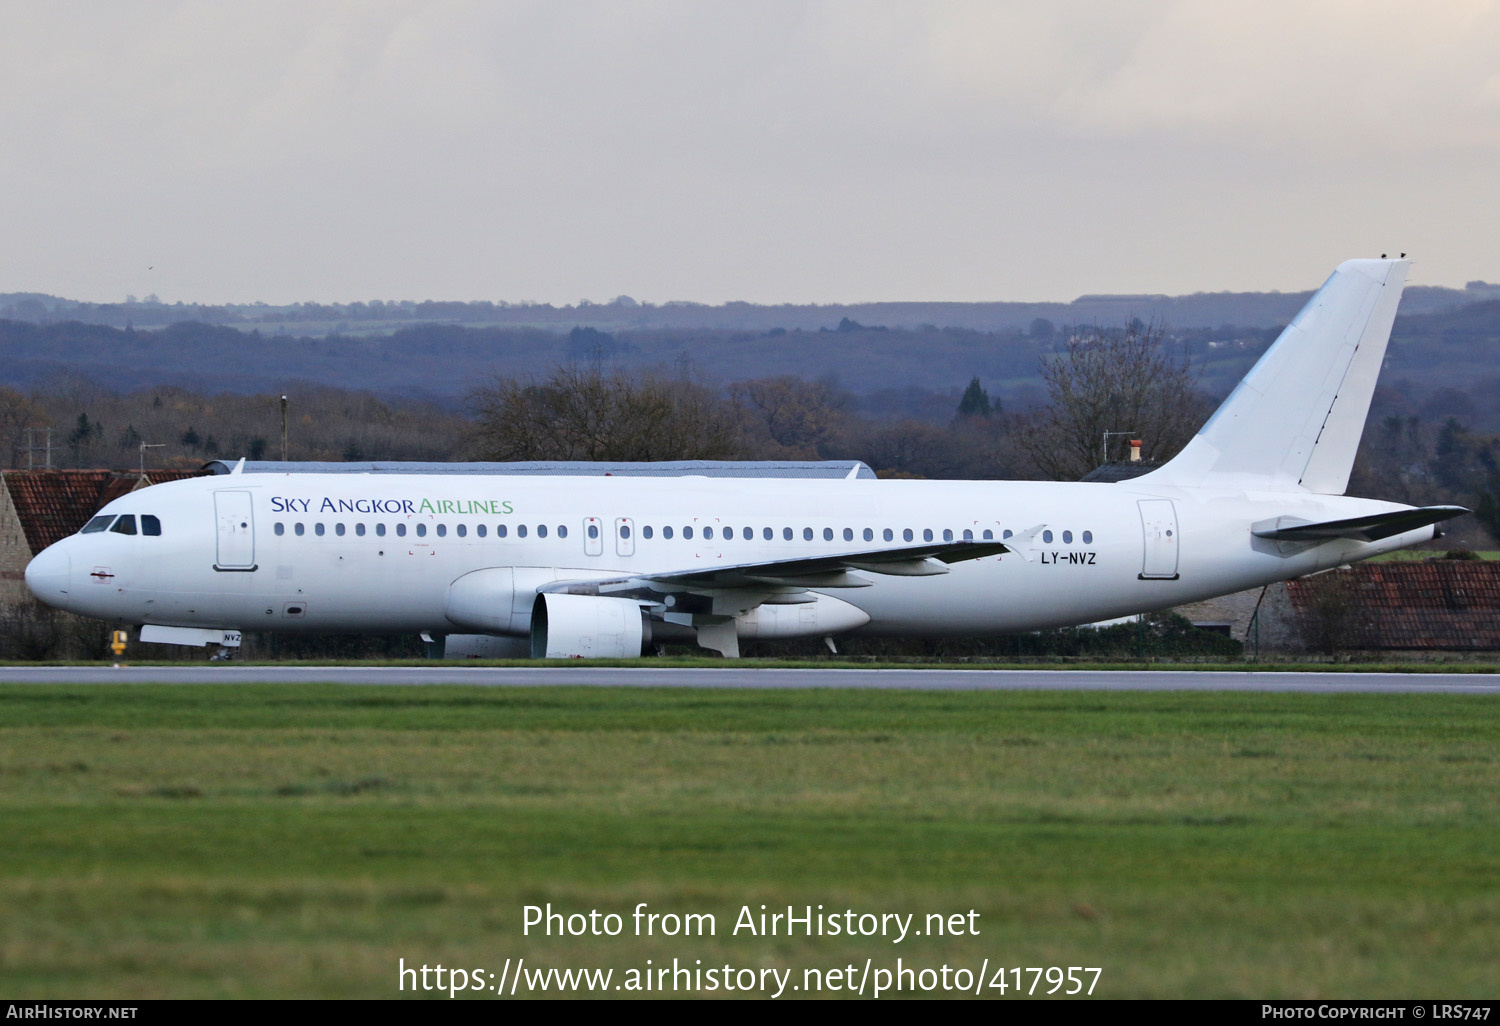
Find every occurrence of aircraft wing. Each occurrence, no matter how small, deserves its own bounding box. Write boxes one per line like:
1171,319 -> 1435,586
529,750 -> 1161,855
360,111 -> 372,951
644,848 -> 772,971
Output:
1252,505 -> 1469,543
539,539 -> 1008,599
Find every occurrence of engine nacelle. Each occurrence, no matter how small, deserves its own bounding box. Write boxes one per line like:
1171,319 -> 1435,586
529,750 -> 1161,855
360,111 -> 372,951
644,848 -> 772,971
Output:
736,593 -> 871,639
445,567 -> 594,635
530,593 -> 650,659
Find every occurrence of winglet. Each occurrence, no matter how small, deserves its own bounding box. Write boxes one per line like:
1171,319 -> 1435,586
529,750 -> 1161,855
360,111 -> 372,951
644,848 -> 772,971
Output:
231,457 -> 245,475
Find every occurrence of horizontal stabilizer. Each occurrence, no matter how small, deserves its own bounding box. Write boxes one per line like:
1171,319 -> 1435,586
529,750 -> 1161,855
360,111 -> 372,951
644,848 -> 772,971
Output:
1252,505 -> 1469,543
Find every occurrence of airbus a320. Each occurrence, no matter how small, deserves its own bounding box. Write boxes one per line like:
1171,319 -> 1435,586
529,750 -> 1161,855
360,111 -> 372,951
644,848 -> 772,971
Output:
25,259 -> 1465,658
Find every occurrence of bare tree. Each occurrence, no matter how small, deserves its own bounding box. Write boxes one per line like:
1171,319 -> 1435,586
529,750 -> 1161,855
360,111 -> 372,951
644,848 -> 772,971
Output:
468,365 -> 742,462
1012,322 -> 1211,481
0,387 -> 50,468
729,376 -> 847,458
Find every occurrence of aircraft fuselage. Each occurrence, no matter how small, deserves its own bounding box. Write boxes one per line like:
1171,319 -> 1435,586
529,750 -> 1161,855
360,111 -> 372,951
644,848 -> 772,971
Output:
24,472 -> 1432,640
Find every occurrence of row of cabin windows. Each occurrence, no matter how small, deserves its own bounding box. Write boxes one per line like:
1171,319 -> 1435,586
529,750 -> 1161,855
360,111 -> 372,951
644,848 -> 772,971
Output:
80,514 -> 162,536
270,521 -> 1096,546
273,521 -> 570,539
635,526 -> 1089,544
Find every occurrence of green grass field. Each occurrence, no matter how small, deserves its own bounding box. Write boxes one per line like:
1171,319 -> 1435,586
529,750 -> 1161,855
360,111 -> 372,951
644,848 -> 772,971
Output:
2,684 -> 1498,999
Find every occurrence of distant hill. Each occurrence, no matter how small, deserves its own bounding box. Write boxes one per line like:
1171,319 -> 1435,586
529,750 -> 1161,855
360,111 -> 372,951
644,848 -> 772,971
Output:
4,296 -> 1500,428
5,280 -> 1499,336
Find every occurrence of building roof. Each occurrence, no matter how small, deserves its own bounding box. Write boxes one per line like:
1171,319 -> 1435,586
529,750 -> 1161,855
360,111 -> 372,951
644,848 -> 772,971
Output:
1078,461 -> 1161,483
1285,560 -> 1500,650
3,470 -> 203,553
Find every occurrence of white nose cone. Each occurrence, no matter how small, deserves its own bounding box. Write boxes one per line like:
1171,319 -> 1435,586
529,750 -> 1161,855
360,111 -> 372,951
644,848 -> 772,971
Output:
24,544 -> 72,608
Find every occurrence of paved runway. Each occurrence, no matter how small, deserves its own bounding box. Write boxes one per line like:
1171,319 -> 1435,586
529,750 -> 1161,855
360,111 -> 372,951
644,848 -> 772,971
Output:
2,665 -> 1499,692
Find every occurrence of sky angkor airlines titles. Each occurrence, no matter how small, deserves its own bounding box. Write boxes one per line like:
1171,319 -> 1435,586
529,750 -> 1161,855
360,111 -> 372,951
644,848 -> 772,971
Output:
25,259 -> 1466,659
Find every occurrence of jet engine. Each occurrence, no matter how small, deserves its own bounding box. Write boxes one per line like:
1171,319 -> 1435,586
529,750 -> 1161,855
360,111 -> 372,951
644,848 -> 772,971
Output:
445,567 -> 589,635
530,592 -> 650,659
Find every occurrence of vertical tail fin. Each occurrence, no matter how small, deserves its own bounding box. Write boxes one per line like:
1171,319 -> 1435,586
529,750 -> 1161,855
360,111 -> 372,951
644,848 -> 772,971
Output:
1144,258 -> 1408,493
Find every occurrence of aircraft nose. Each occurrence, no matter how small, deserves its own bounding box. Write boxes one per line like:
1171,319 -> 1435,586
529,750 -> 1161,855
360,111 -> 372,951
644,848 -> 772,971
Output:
24,544 -> 72,607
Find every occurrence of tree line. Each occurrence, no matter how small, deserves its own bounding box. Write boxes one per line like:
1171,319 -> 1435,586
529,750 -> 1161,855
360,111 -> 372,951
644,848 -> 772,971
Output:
8,320 -> 1500,662
4,323 -> 1496,540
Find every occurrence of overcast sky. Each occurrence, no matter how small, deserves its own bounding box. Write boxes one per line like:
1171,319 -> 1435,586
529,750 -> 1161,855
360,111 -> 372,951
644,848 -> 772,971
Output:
3,1 -> 1498,305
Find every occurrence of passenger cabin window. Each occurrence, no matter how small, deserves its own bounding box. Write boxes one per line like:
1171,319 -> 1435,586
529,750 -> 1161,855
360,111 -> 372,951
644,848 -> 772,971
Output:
81,515 -> 114,534
663,526 -> 674,539
517,525 -> 527,538
743,527 -> 752,540
336,523 -> 346,537
376,524 -> 386,537
476,525 -> 485,538
395,524 -> 406,537
496,525 -> 507,538
437,524 -> 447,537
356,523 -> 367,537
643,526 -> 654,539
537,525 -> 547,538
763,527 -> 773,540
558,525 -> 568,539
315,523 -> 326,536
141,515 -> 161,536
110,515 -> 137,535
295,523 -> 305,536
274,523 -> 285,536
1083,531 -> 1093,544
683,527 -> 693,540
863,528 -> 874,541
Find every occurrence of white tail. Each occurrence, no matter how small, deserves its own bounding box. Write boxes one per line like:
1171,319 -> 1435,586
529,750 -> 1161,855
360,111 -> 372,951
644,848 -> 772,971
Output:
1144,258 -> 1408,494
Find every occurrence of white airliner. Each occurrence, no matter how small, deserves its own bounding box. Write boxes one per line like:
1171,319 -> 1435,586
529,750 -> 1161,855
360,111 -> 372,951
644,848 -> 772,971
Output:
25,258 -> 1466,659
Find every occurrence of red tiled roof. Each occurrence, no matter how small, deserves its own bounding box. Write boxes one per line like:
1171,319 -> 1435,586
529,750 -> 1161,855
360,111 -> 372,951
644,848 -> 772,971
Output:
1286,561 -> 1500,649
4,470 -> 204,553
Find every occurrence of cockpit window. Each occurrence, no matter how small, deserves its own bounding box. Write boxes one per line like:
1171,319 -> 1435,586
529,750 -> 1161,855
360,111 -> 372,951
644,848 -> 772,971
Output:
80,515 -> 114,534
141,515 -> 161,536
110,514 -> 137,535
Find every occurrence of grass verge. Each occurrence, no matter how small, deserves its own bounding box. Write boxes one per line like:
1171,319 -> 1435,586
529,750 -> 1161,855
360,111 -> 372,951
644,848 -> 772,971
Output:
1,684 -> 1497,998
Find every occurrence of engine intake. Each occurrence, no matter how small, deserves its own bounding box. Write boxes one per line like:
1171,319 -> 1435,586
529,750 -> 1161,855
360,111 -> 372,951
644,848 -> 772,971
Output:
530,593 -> 650,659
